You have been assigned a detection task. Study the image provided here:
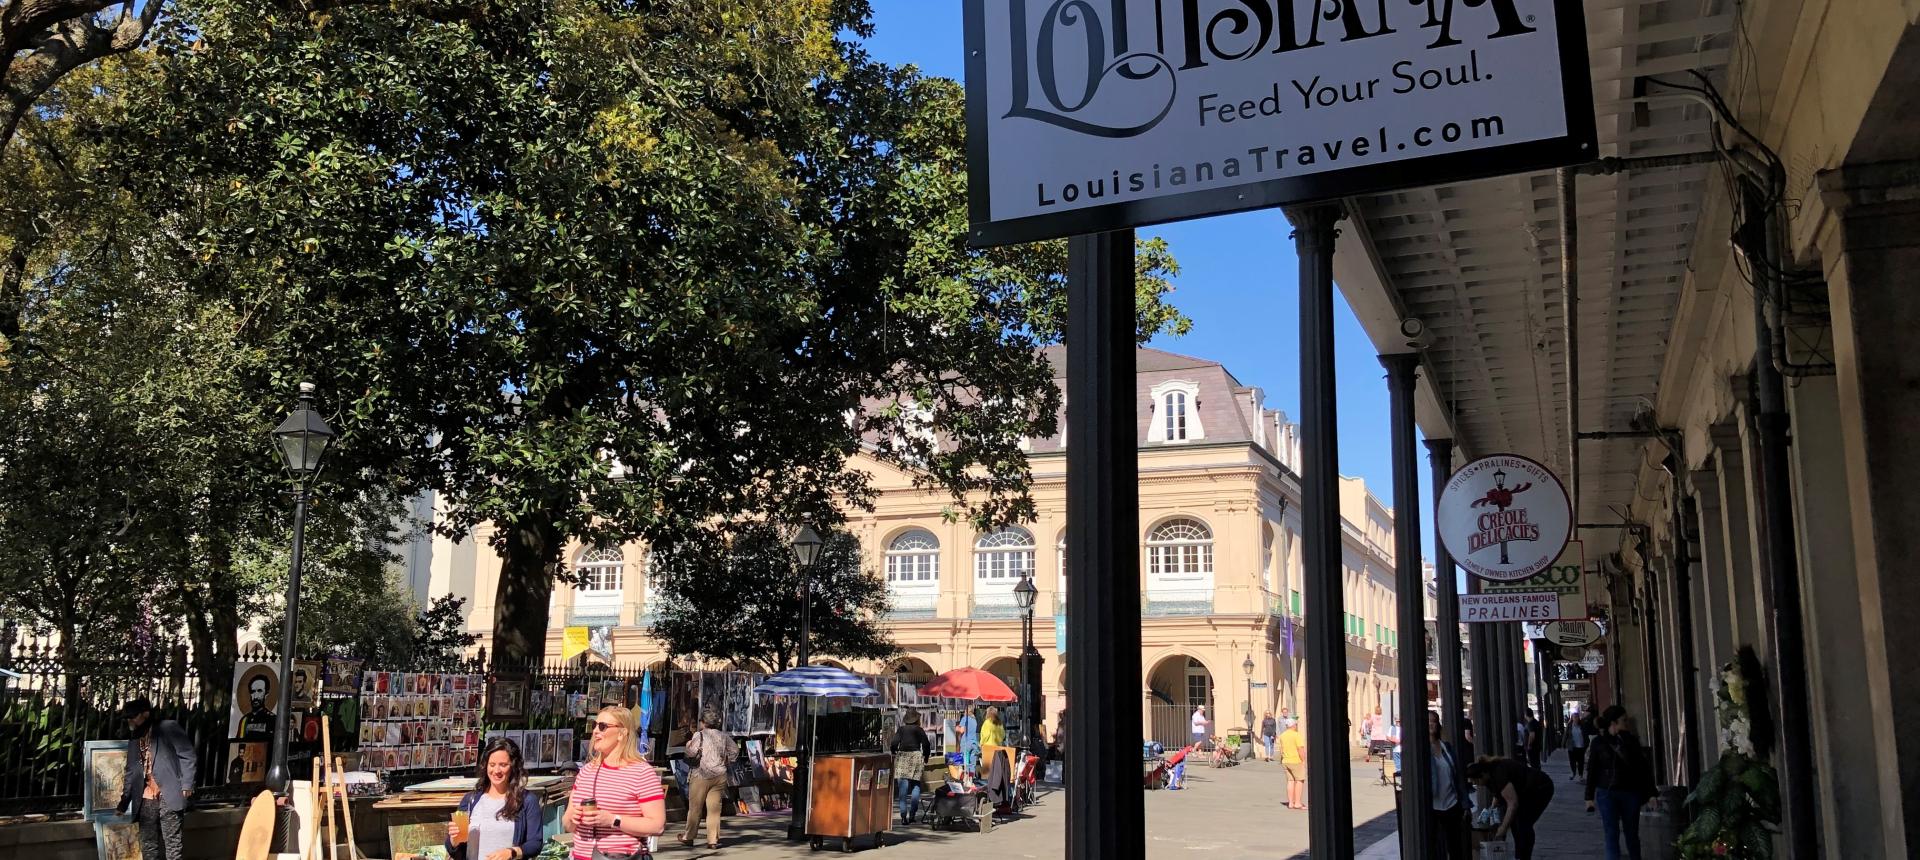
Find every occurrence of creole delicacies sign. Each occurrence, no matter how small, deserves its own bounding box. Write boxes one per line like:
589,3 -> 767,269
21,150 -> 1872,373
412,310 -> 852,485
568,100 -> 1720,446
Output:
1438,454 -> 1571,582
962,0 -> 1595,245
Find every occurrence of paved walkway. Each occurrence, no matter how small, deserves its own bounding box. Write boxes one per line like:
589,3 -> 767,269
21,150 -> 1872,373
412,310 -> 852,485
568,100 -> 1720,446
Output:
643,757 -> 1399,858
1358,752 -> 1679,859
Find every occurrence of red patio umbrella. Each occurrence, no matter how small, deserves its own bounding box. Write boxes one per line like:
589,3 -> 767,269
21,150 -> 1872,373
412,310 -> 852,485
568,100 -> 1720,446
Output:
918,666 -> 1017,702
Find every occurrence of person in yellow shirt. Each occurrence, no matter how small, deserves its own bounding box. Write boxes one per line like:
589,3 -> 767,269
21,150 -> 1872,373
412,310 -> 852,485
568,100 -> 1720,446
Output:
1280,722 -> 1308,811
979,706 -> 1007,748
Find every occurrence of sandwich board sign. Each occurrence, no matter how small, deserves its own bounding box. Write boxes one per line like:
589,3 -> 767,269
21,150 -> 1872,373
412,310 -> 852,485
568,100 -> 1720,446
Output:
1436,454 -> 1573,582
963,0 -> 1596,246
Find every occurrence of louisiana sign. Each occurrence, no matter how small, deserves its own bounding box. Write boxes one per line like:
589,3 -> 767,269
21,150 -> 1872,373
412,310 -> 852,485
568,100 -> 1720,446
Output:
1438,454 -> 1572,582
962,0 -> 1596,246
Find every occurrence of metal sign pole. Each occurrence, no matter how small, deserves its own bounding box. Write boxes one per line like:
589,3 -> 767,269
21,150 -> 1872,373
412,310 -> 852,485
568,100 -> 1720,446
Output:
1384,354 -> 1433,857
1065,230 -> 1145,860
1289,202 -> 1353,859
1426,439 -> 1468,748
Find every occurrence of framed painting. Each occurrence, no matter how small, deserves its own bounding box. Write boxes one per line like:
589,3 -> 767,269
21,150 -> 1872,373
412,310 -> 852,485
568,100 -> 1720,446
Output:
489,674 -> 528,722
82,740 -> 129,821
95,818 -> 143,860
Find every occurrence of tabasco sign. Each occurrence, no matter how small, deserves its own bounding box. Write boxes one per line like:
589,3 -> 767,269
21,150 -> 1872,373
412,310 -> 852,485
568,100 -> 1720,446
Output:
1437,454 -> 1571,582
961,0 -> 1596,245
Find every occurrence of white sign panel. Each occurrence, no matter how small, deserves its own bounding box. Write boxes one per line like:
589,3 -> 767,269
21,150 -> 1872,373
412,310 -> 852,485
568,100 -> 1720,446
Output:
1460,591 -> 1559,623
1437,454 -> 1572,582
1478,540 -> 1588,619
1542,620 -> 1602,647
962,0 -> 1596,245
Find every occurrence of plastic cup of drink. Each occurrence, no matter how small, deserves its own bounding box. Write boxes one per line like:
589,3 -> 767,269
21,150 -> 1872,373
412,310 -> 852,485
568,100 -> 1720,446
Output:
451,810 -> 469,844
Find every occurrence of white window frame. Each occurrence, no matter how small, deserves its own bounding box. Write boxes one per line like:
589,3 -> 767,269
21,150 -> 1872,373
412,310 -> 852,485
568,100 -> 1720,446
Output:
575,546 -> 624,592
885,529 -> 942,591
974,527 -> 1035,584
1146,518 -> 1214,590
1148,380 -> 1205,443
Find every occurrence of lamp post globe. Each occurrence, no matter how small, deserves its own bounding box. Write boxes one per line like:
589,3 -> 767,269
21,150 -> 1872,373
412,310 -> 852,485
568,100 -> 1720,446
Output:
263,383 -> 334,795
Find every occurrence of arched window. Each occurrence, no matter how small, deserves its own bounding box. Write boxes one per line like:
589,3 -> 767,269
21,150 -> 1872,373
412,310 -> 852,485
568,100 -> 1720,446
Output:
974,527 -> 1035,582
1149,380 -> 1205,442
575,546 -> 624,592
885,529 -> 941,586
1146,518 -> 1213,583
1165,391 -> 1188,440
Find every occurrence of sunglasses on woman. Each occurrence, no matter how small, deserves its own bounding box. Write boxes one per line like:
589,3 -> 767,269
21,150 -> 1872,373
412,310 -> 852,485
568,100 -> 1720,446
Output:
591,722 -> 622,733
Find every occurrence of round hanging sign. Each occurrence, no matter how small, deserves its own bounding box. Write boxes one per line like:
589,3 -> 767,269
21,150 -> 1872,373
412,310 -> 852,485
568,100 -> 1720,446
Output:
1542,620 -> 1603,648
1437,454 -> 1573,582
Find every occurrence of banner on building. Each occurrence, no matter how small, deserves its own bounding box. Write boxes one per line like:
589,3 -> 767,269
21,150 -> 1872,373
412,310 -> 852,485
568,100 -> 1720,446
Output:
1460,591 -> 1559,622
1476,540 -> 1587,618
962,0 -> 1597,246
562,626 -> 590,661
1438,454 -> 1572,582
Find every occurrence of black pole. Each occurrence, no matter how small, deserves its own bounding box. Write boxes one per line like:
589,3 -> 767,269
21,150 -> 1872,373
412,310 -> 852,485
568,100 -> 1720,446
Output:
1289,202 -> 1352,859
1022,606 -> 1045,752
1065,229 -> 1144,860
1468,576 -> 1491,760
1750,170 -> 1818,859
1641,576 -> 1669,776
787,560 -> 815,839
263,483 -> 309,795
1383,353 -> 1433,856
1427,439 -> 1467,747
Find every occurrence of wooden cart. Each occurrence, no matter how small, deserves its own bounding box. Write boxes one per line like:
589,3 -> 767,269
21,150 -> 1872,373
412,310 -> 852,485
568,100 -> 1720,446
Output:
805,753 -> 892,853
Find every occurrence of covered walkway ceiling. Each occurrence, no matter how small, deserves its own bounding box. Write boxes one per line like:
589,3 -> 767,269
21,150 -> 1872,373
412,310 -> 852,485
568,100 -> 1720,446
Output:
1334,0 -> 1734,557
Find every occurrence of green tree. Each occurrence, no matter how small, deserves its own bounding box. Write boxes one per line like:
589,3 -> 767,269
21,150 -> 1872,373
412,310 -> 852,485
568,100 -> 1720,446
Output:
42,0 -> 1186,672
647,524 -> 892,672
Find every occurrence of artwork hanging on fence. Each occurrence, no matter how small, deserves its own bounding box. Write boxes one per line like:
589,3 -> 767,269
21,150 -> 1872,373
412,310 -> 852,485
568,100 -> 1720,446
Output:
323,657 -> 363,695
773,697 -> 799,751
290,660 -> 323,710
700,673 -> 726,722
489,675 -> 528,721
556,729 -> 574,766
82,741 -> 128,821
722,673 -> 751,735
228,661 -> 279,785
670,672 -> 699,733
749,678 -> 775,735
94,818 -> 142,860
745,740 -> 768,780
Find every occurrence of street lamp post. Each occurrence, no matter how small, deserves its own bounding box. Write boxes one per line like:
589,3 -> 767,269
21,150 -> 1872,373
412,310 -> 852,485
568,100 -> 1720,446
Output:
264,383 -> 335,795
1242,654 -> 1256,741
1014,574 -> 1043,752
787,526 -> 822,840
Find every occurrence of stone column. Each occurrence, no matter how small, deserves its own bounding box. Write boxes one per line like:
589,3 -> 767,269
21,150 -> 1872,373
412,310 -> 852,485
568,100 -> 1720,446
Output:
1816,159 -> 1920,856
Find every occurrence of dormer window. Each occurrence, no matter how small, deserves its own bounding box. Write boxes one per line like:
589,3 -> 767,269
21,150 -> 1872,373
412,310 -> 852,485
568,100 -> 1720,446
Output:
1148,380 -> 1205,443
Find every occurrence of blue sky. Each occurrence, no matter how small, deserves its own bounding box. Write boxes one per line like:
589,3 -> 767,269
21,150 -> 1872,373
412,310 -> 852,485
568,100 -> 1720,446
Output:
859,2 -> 1437,562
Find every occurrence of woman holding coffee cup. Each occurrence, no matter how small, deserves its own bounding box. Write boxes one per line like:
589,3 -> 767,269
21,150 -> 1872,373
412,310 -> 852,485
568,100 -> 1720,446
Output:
447,737 -> 544,860
565,706 -> 666,860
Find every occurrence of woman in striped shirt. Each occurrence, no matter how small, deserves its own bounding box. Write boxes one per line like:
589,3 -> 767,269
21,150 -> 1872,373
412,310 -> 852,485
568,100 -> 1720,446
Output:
565,706 -> 666,860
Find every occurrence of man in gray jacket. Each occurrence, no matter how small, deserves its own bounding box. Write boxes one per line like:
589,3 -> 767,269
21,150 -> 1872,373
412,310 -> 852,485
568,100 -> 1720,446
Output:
118,697 -> 197,860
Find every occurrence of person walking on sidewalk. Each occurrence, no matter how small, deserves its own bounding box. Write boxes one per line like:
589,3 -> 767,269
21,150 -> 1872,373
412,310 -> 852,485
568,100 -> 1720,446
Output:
1567,708 -> 1595,782
1523,707 -> 1544,770
890,710 -> 932,825
1585,705 -> 1656,860
1427,710 -> 1471,860
679,710 -> 732,850
117,698 -> 196,860
1465,756 -> 1555,860
1260,711 -> 1278,762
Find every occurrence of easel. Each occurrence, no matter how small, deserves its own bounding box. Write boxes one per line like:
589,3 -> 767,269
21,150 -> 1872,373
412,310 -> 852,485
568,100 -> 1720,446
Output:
236,714 -> 367,860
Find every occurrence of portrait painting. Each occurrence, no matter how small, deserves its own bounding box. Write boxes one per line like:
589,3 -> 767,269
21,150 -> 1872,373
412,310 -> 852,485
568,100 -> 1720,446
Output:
323,657 -> 363,695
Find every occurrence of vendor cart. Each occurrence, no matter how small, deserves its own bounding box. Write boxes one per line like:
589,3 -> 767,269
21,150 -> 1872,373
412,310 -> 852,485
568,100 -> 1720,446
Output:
805,753 -> 893,852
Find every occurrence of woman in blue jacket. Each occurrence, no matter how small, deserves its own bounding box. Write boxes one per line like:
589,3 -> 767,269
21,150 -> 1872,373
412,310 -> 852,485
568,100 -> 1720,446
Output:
447,737 -> 545,860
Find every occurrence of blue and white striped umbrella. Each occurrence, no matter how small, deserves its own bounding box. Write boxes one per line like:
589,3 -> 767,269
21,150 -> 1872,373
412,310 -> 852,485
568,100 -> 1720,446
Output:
751,666 -> 877,698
